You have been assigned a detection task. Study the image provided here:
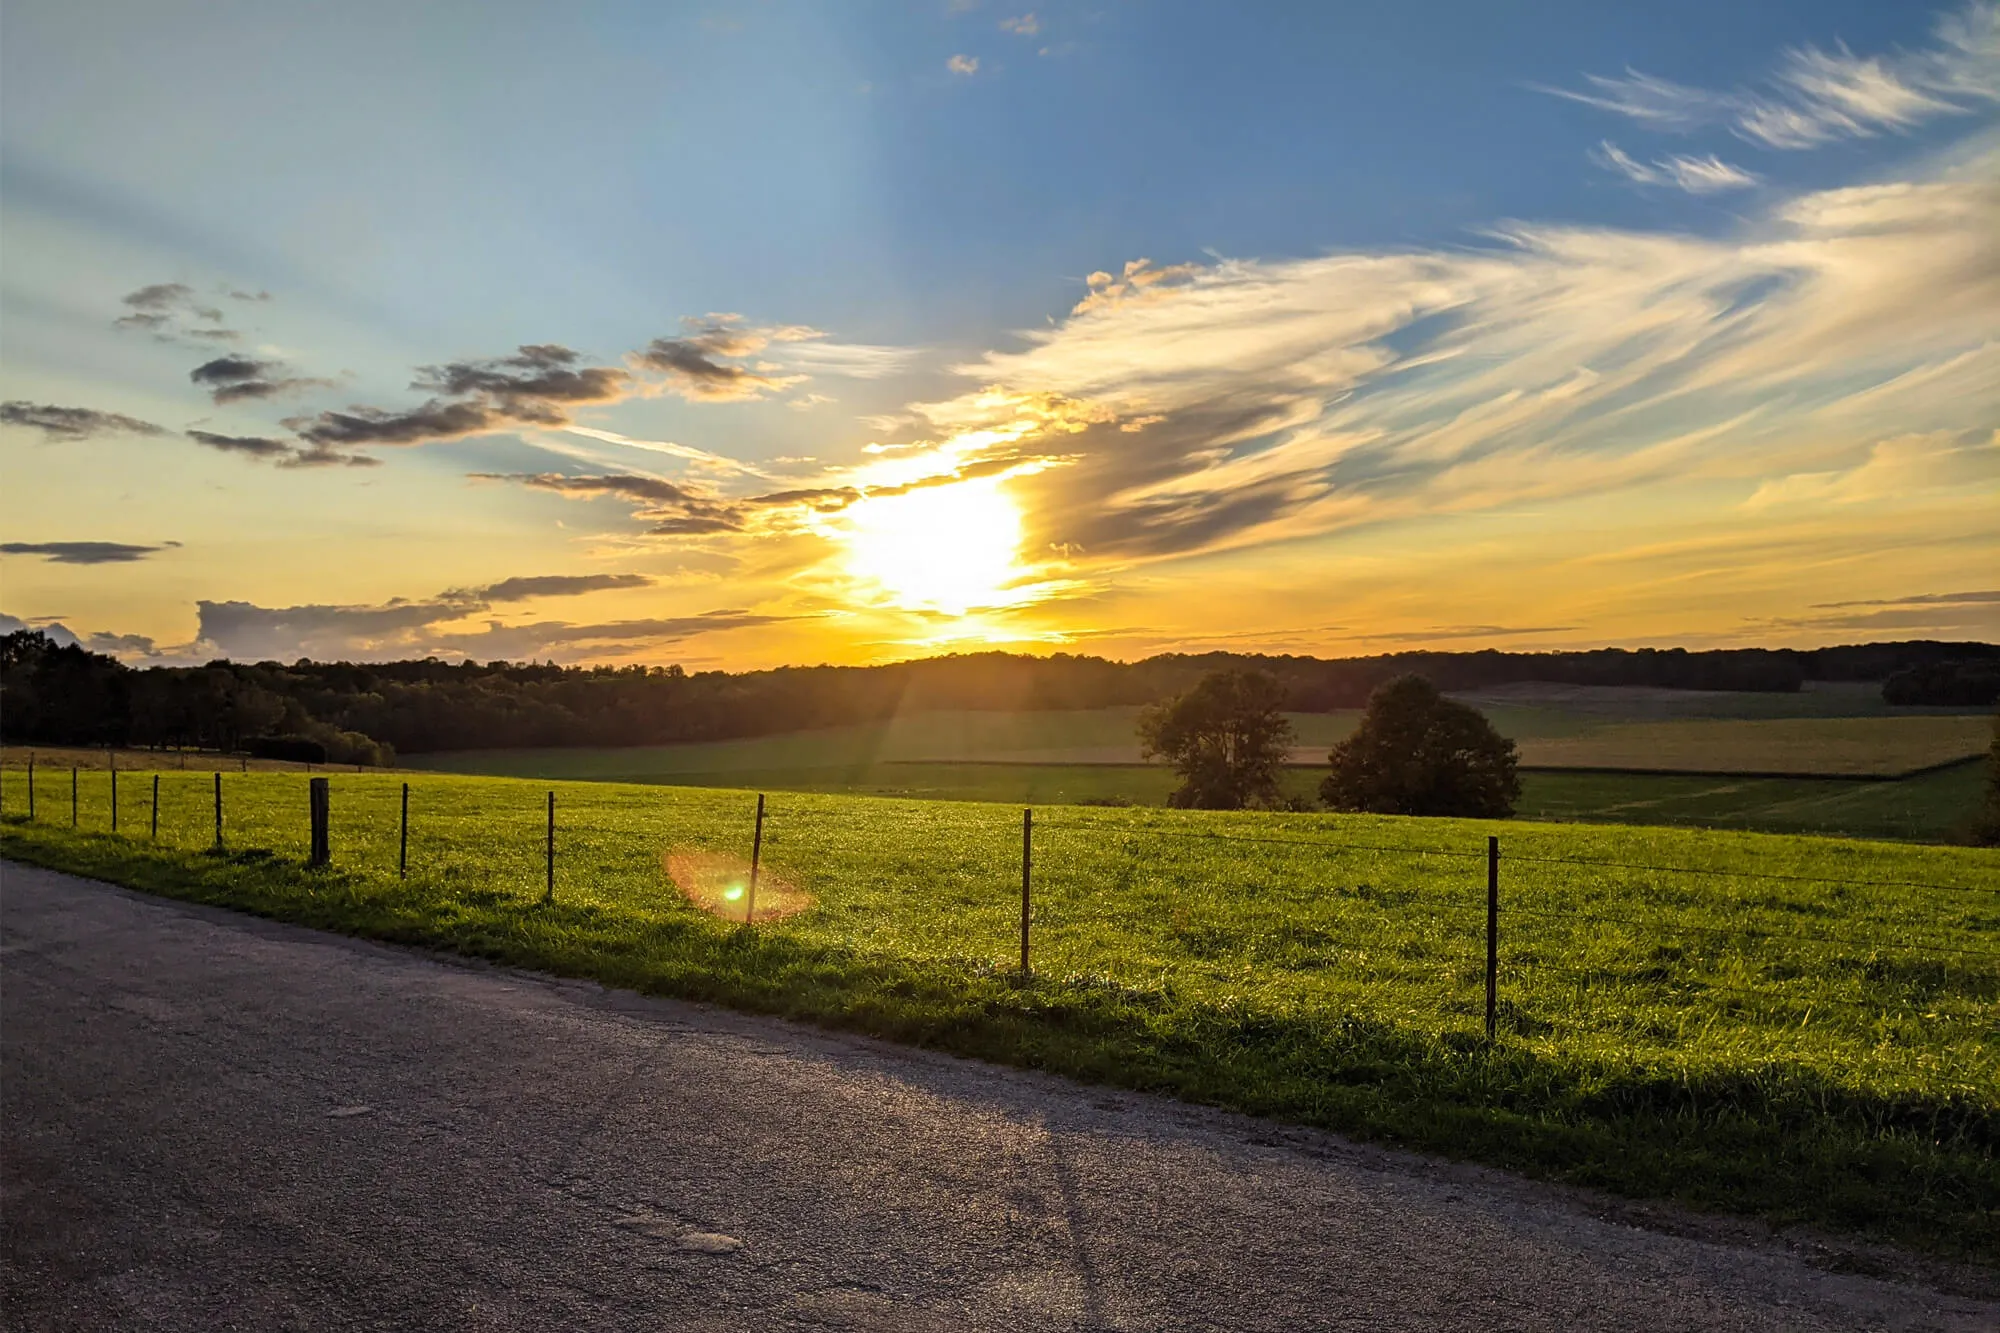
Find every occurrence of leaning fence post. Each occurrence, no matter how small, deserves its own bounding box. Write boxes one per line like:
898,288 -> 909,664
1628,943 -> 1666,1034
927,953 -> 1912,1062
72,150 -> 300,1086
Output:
747,793 -> 765,924
1021,808 -> 1033,975
399,782 -> 410,879
213,771 -> 224,849
1485,834 -> 1500,1041
308,777 -> 330,867
544,791 -> 556,902
151,774 -> 160,839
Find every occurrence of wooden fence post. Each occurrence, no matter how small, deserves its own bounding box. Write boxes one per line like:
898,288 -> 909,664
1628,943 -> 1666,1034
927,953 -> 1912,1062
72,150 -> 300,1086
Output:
747,793 -> 765,924
399,782 -> 410,879
308,777 -> 330,867
1485,835 -> 1500,1041
151,775 -> 160,839
1021,808 -> 1033,976
544,791 -> 555,902
213,771 -> 223,849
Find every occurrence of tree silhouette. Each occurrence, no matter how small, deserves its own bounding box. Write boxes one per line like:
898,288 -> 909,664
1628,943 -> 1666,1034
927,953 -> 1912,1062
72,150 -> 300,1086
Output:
1321,674 -> 1519,817
1976,714 -> 2000,846
1138,668 -> 1295,809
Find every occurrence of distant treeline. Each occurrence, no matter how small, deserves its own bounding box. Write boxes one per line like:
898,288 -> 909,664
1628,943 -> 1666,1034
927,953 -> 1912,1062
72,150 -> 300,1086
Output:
3,630 -> 1994,761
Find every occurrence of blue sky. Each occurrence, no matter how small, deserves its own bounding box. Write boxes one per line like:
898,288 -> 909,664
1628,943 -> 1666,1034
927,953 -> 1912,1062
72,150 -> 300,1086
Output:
2,1 -> 1996,665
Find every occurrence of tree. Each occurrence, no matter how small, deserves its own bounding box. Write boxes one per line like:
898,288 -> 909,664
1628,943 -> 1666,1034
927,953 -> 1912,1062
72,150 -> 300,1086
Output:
1975,714 -> 2000,846
1321,674 -> 1520,817
1138,668 -> 1295,809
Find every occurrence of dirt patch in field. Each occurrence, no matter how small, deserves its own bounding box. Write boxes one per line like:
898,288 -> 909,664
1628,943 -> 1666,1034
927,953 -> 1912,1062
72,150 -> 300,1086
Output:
664,849 -> 812,924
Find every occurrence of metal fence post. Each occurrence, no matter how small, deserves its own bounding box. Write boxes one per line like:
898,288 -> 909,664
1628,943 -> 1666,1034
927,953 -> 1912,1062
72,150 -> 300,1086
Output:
308,777 -> 330,867
544,791 -> 555,902
1021,808 -> 1033,975
71,767 -> 78,828
110,761 -> 118,834
26,755 -> 34,821
747,793 -> 765,924
399,782 -> 409,879
151,774 -> 160,839
213,771 -> 223,849
1485,835 -> 1500,1041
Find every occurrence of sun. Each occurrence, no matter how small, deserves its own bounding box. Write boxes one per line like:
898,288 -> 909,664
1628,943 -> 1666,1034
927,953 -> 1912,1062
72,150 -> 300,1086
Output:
839,476 -> 1028,616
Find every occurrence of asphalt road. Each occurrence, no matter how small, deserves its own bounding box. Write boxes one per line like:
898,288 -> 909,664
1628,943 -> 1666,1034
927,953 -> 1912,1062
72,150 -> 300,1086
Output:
3,862 -> 1993,1332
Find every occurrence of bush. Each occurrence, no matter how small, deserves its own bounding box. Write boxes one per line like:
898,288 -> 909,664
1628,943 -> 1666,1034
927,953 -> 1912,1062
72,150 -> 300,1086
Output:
1883,661 -> 2000,707
1321,674 -> 1520,817
245,735 -> 327,764
1975,715 -> 2000,846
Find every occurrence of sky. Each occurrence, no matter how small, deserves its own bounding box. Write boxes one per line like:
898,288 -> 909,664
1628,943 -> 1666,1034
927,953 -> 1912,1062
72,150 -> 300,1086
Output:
2,0 -> 1996,669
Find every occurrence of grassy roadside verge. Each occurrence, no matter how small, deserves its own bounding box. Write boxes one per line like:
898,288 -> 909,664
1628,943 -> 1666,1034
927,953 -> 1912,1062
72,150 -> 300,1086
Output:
3,789 -> 1996,1265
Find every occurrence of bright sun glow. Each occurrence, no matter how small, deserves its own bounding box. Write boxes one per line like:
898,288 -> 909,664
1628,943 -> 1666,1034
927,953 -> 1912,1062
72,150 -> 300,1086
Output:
840,477 -> 1029,616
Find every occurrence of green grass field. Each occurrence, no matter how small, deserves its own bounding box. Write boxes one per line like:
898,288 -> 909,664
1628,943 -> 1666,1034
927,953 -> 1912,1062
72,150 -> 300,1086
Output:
392,697 -> 1996,842
3,765 -> 1996,1260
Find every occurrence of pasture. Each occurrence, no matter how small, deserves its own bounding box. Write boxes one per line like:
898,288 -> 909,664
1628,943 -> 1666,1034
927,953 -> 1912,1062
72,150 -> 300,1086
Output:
3,764 -> 1996,1259
392,688 -> 1996,841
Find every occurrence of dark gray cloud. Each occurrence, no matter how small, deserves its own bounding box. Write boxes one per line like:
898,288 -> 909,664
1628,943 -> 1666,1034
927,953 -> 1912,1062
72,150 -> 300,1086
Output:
284,442 -> 382,469
634,321 -> 801,402
188,429 -> 378,470
473,573 -> 654,602
287,399 -> 504,447
190,354 -> 333,405
1,401 -> 170,441
0,541 -> 172,565
472,471 -> 705,505
194,590 -> 780,662
187,429 -> 293,459
414,344 -> 629,409
645,515 -> 747,535
286,344 -> 630,449
116,282 -> 234,340
1811,590 -> 2000,609
477,471 -> 748,533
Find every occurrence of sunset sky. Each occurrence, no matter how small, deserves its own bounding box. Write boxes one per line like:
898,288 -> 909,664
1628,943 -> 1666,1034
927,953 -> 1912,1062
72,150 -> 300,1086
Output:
2,0 -> 1996,668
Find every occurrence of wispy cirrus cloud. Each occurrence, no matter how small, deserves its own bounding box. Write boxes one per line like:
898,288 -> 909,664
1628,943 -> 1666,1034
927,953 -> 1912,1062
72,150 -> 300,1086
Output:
884,146 -> 1999,574
1537,1 -> 2000,149
476,454 -> 1035,541
1590,141 -> 1760,193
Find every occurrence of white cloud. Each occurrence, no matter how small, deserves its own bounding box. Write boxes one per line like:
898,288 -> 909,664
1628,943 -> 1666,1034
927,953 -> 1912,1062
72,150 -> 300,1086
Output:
1540,1 -> 2000,149
1592,141 -> 1760,192
947,54 -> 980,76
903,145 -> 2000,566
1000,13 -> 1039,36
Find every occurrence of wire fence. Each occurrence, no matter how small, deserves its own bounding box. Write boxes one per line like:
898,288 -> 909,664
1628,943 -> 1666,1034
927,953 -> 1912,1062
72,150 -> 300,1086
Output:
4,760 -> 1997,1041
